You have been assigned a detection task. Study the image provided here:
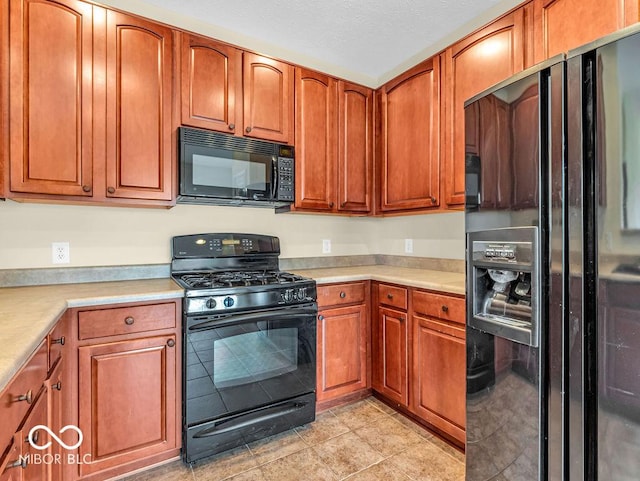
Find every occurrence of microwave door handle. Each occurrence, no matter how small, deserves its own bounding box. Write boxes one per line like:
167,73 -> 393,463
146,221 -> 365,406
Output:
189,308 -> 318,331
271,156 -> 278,199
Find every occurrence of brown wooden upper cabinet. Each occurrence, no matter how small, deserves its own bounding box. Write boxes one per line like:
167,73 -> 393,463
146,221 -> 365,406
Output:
442,8 -> 528,208
8,0 -> 175,205
9,0 -> 94,197
103,10 -> 174,202
243,52 -> 294,144
378,57 -> 440,212
533,0 -> 639,64
295,68 -> 372,213
181,34 -> 242,133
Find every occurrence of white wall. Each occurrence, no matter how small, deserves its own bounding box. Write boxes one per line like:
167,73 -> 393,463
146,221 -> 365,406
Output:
0,201 -> 465,269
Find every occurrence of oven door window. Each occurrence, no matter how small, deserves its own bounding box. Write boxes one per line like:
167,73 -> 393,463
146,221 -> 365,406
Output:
182,144 -> 273,199
185,313 -> 316,426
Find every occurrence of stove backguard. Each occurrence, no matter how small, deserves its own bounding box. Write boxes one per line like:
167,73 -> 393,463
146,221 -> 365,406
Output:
467,227 -> 539,347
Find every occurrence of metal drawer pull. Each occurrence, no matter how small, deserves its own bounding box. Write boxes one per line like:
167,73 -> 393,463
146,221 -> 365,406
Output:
8,457 -> 28,469
318,315 -> 324,321
387,293 -> 393,299
228,123 -> 235,130
51,336 -> 65,346
246,126 -> 252,133
26,430 -> 40,445
17,390 -> 33,404
167,339 -> 176,347
53,381 -> 62,391
339,291 -> 346,299
124,316 -> 135,325
442,305 -> 449,313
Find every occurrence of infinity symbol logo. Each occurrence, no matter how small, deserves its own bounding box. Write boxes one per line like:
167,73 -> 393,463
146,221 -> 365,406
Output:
28,425 -> 84,451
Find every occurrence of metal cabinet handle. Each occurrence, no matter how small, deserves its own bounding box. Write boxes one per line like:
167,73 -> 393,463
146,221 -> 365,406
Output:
51,336 -> 65,346
107,186 -> 116,194
442,305 -> 449,313
329,202 -> 334,208
26,429 -> 40,445
399,316 -> 405,322
430,196 -> 437,203
387,293 -> 393,299
245,126 -> 252,133
228,123 -> 235,130
339,291 -> 346,299
53,381 -> 62,391
124,316 -> 135,325
17,390 -> 33,404
318,315 -> 324,321
82,185 -> 91,193
8,457 -> 28,469
167,339 -> 176,348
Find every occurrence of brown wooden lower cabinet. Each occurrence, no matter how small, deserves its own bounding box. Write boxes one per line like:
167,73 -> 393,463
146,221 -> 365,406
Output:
77,335 -> 177,477
316,282 -> 370,408
371,282 -> 466,445
68,299 -> 181,481
410,315 -> 466,443
372,305 -> 409,407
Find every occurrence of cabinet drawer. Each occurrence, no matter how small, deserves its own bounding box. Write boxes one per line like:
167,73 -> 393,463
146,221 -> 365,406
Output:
317,282 -> 366,308
0,341 -> 48,449
78,302 -> 176,340
378,284 -> 408,310
412,290 -> 465,325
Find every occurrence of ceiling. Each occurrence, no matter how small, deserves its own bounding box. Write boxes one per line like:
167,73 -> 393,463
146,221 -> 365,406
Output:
100,0 -> 523,87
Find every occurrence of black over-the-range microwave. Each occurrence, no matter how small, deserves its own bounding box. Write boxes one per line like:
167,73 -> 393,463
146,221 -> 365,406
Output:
178,127 -> 295,208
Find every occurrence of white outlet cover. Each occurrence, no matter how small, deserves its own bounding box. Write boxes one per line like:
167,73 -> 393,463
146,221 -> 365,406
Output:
404,238 -> 414,254
322,239 -> 331,254
52,242 -> 70,264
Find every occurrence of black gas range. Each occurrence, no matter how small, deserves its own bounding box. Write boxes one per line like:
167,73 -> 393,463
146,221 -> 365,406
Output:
171,233 -> 317,464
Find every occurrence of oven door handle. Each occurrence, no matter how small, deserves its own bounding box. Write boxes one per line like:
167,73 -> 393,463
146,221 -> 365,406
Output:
188,307 -> 318,331
193,400 -> 310,437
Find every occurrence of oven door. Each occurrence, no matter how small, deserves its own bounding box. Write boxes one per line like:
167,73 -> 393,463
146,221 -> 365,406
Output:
184,303 -> 316,428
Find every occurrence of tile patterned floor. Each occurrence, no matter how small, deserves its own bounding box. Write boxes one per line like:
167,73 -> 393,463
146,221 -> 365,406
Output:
122,397 -> 465,481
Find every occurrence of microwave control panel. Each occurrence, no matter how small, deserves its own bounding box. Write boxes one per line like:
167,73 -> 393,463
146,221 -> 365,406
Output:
276,157 -> 295,201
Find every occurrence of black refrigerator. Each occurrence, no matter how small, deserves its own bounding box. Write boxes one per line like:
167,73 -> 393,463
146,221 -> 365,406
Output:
464,24 -> 640,481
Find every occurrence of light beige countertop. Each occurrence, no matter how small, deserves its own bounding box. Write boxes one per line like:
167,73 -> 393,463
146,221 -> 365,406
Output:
0,278 -> 183,391
291,266 -> 466,296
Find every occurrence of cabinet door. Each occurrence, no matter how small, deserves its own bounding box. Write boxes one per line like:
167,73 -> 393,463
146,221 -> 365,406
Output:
104,11 -> 174,201
0,437 -> 22,481
443,9 -> 527,207
243,53 -> 294,144
317,304 -> 368,402
510,84 -> 539,208
337,81 -> 373,213
21,388 -> 48,481
77,335 -> 177,477
380,57 -> 440,211
372,307 -> 408,406
9,0 -> 93,196
294,69 -> 337,211
533,0 -> 628,63
45,360 -> 64,481
411,316 -> 465,443
181,33 -> 242,134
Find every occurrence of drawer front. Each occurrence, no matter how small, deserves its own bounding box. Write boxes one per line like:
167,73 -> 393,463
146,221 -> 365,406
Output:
317,282 -> 366,308
378,284 -> 408,310
412,290 -> 465,325
78,302 -> 177,340
0,341 -> 48,449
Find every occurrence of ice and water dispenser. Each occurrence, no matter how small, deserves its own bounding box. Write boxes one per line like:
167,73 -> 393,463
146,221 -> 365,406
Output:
467,227 -> 539,347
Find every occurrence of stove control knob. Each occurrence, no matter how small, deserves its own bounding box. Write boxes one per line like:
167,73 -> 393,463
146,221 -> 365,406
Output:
223,296 -> 235,308
206,298 -> 217,309
297,287 -> 307,300
283,289 -> 293,303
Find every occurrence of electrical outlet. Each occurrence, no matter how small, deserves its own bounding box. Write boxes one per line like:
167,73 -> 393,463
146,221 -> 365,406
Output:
404,238 -> 413,254
52,242 -> 70,264
322,239 -> 331,254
